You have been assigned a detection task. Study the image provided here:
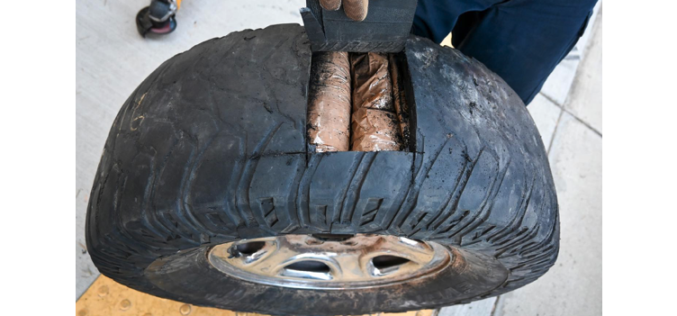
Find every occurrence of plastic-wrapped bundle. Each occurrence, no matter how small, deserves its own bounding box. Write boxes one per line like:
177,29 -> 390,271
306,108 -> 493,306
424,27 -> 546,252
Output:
307,51 -> 352,152
350,52 -> 402,151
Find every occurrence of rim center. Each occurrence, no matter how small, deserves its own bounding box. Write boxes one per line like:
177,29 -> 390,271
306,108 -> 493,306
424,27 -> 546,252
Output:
207,234 -> 451,290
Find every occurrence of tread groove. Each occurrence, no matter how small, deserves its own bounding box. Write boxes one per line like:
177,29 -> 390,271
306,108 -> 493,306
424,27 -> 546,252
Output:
333,154 -> 366,225
449,156 -> 509,241
389,138 -> 450,231
430,147 -> 485,232
297,155 -> 323,229
236,123 -> 283,227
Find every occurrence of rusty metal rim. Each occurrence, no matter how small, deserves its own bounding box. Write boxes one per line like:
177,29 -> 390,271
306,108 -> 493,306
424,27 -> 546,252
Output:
207,234 -> 452,290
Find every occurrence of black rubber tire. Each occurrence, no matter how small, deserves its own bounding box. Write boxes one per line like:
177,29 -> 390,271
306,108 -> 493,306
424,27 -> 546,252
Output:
86,24 -> 558,315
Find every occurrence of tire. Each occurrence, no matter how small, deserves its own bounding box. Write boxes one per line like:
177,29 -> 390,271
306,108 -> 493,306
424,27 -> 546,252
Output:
86,24 -> 558,315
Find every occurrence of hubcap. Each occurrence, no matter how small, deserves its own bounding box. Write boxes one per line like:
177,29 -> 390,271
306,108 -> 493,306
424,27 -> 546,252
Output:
208,234 -> 451,290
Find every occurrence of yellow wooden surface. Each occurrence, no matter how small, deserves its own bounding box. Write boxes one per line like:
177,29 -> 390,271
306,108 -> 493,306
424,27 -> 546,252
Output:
76,275 -> 436,316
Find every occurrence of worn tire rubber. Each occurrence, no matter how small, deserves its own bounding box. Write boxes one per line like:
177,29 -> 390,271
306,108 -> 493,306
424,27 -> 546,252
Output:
86,24 -> 558,315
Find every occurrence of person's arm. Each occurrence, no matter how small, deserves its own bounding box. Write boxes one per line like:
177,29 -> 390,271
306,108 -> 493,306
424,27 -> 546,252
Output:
319,0 -> 369,21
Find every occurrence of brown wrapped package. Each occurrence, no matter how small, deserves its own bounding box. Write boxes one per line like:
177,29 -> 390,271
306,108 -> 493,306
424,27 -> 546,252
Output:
351,52 -> 394,111
350,52 -> 402,151
389,54 -> 411,150
351,108 -> 401,151
307,52 -> 352,152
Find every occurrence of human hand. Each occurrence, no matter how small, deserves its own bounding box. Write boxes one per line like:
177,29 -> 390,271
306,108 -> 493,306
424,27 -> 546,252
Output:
319,0 -> 369,22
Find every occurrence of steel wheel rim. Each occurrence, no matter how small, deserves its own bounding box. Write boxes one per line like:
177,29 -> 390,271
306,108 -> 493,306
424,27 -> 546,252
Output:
207,234 -> 452,290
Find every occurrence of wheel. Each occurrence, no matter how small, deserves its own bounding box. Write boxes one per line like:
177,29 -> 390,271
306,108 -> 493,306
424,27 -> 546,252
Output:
148,16 -> 177,35
135,7 -> 154,37
86,24 -> 559,315
135,6 -> 177,37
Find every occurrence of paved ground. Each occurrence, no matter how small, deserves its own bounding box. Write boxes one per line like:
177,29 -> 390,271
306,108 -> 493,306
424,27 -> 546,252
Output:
77,1 -> 602,314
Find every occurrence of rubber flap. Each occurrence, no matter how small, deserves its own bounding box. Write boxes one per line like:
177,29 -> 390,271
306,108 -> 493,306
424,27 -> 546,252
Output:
301,0 -> 418,53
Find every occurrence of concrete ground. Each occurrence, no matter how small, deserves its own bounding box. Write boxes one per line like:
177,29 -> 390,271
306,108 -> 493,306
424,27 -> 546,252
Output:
77,1 -> 602,314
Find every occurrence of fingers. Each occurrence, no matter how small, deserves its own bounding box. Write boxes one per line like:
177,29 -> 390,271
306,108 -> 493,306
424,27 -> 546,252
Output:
319,0 -> 342,11
319,0 -> 369,22
343,0 -> 369,21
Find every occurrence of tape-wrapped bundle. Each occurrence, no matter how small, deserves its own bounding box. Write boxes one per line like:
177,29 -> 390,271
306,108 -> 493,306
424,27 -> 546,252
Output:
350,52 -> 402,151
307,51 -> 352,152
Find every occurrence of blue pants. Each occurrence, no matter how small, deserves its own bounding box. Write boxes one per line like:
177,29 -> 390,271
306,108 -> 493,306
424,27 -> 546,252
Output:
412,0 -> 598,105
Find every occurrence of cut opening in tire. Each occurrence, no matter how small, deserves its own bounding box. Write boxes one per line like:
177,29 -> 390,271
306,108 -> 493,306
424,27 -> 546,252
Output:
307,51 -> 416,153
